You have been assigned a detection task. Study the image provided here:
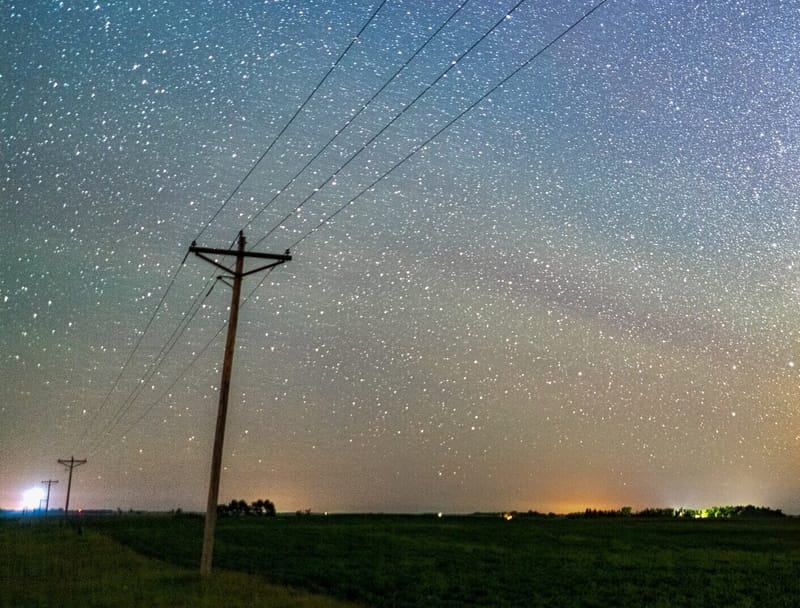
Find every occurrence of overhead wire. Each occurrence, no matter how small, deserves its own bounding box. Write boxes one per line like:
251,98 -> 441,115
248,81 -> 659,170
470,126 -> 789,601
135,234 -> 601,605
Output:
89,266 -> 279,460
77,2 -> 391,455
72,252 -> 191,453
83,274 -> 218,457
193,0 -> 391,246
88,311 -> 227,459
81,0 -> 474,456
217,0 -> 613,386
80,0 -> 612,460
240,0 -> 478,236
79,0 -> 497,455
251,0 -> 531,251
83,274 -> 215,455
285,0 -> 612,252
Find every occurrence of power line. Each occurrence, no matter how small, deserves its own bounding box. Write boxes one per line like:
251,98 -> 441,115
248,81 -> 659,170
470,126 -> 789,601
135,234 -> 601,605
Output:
86,262 -> 283,460
251,0 -> 531,251
84,6 -> 392,454
241,0 -> 478,236
83,281 -> 212,454
94,312 -> 230,459
73,255 -> 191,453
75,272 -> 214,455
285,0 -> 613,252
76,0 -> 612,480
84,275 -> 218,458
198,0 -> 613,377
90,264 -> 282,459
193,0 -> 391,245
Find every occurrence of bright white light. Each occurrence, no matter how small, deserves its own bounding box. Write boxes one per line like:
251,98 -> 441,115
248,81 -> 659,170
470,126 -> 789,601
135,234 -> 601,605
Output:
21,487 -> 45,510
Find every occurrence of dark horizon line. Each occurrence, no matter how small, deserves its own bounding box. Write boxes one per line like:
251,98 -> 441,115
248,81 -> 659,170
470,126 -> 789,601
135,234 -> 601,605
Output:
2,504 -> 792,518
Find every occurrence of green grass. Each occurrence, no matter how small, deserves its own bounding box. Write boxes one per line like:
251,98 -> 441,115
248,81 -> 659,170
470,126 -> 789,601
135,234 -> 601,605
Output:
0,518 -> 361,608
82,513 -> 800,607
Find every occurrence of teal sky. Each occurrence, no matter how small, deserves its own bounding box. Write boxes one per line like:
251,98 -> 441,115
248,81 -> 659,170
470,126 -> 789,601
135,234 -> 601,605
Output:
2,0 -> 799,514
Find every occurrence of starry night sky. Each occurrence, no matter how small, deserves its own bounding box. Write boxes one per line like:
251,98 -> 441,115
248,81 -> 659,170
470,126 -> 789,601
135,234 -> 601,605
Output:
2,0 -> 799,514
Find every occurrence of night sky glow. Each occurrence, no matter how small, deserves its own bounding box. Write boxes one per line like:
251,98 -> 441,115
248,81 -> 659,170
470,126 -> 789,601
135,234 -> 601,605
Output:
2,0 -> 799,514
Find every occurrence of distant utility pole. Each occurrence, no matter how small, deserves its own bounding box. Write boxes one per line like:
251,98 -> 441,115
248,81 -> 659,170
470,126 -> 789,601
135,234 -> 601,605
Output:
190,231 -> 291,575
41,479 -> 59,516
58,456 -> 87,516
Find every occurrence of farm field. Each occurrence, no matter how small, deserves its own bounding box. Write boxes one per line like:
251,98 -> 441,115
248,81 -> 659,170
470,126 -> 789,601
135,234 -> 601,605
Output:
0,517 -> 360,608
65,512 -> 800,607
0,515 -> 800,607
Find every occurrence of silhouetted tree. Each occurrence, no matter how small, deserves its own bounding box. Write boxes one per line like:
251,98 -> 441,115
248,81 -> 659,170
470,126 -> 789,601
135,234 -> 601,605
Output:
250,499 -> 276,516
218,498 -> 276,517
637,507 -> 676,518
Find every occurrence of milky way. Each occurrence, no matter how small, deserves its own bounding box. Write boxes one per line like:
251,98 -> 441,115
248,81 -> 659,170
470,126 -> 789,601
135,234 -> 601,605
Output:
2,0 -> 799,514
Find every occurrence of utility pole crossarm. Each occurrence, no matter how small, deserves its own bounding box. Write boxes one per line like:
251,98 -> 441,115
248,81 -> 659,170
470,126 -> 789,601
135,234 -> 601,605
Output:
189,242 -> 291,276
241,261 -> 290,277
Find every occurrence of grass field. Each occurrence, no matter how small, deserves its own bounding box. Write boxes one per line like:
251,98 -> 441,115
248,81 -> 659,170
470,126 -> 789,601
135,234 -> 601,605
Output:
4,513 -> 799,607
0,517 -> 360,608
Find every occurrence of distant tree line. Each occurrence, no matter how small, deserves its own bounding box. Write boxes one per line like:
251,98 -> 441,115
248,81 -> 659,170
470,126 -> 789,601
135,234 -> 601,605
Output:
217,499 -> 276,517
672,505 -> 785,519
565,505 -> 785,519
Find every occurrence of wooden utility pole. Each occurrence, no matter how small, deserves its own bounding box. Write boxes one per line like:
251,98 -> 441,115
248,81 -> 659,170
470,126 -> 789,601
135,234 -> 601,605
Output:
190,231 -> 290,575
41,479 -> 59,516
58,456 -> 87,515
